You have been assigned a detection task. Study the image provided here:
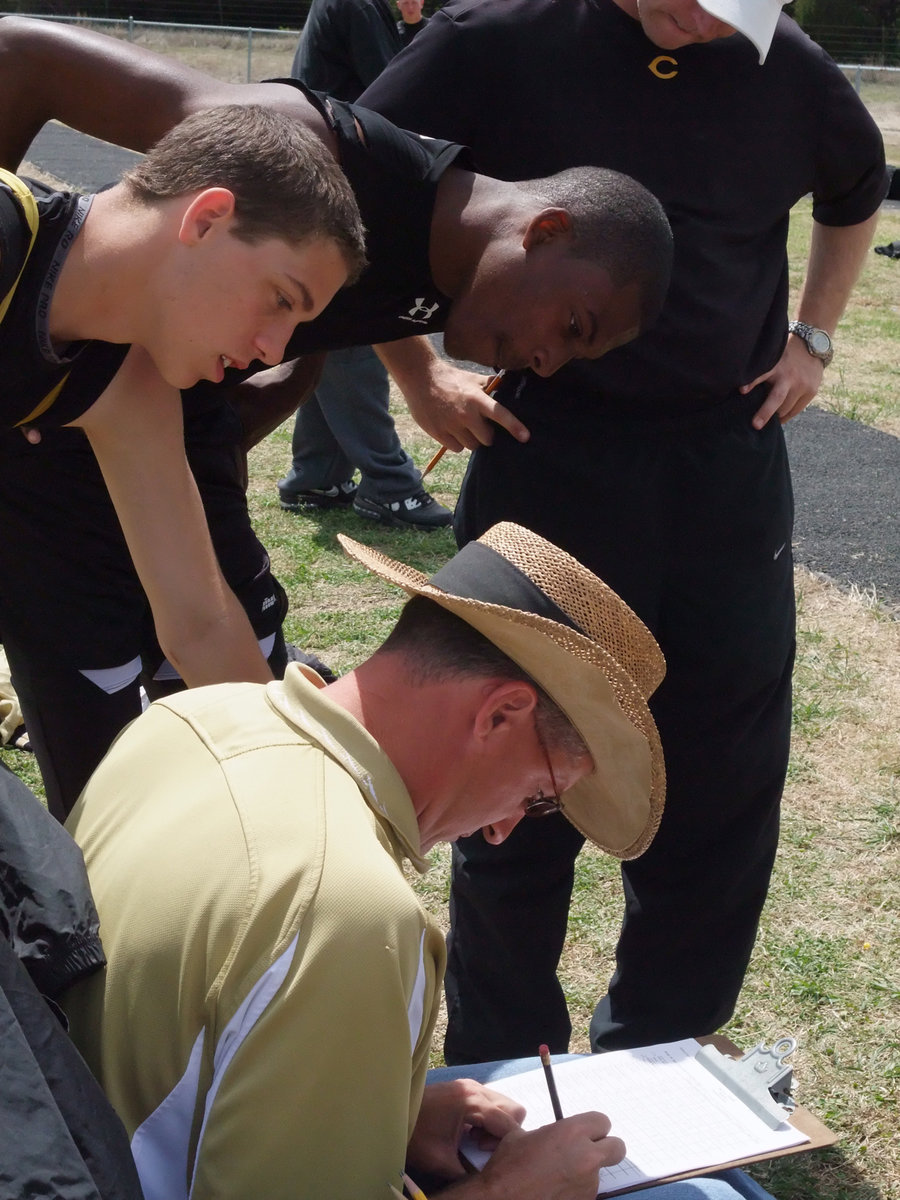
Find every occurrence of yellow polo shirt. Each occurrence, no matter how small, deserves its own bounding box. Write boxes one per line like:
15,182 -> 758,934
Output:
64,665 -> 444,1200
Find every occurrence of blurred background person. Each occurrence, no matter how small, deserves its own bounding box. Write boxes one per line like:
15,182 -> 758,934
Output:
396,0 -> 430,48
284,0 -> 451,530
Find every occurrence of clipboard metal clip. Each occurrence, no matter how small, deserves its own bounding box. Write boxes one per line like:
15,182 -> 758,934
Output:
696,1036 -> 797,1129
737,1037 -> 797,1111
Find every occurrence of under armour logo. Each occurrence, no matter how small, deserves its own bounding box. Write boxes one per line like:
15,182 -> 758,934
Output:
401,297 -> 440,323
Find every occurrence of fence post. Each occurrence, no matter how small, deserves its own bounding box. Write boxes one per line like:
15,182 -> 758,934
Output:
247,28 -> 253,82
855,63 -> 862,93
128,15 -> 134,41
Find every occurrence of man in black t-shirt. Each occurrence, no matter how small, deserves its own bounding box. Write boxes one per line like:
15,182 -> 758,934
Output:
361,0 -> 887,1062
287,0 -> 449,531
0,16 -> 672,819
397,0 -> 430,47
291,0 -> 401,101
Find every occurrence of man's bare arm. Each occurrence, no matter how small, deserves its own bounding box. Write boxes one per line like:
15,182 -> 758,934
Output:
75,347 -> 273,688
0,15 -> 335,166
742,213 -> 879,429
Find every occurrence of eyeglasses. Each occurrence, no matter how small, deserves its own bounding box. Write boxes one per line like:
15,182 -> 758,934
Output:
523,725 -> 563,819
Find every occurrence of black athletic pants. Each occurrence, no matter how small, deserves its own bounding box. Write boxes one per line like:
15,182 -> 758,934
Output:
446,387 -> 795,1060
1,626 -> 288,823
0,394 -> 288,821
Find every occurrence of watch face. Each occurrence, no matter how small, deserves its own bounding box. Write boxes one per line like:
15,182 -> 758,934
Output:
809,330 -> 832,354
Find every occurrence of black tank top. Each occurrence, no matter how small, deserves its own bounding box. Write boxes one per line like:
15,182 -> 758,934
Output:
0,178 -> 128,431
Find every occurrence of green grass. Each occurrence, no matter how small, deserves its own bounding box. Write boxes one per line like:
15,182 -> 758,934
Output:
0,744 -> 43,794
787,200 -> 900,433
248,417 -> 461,673
791,622 -> 867,742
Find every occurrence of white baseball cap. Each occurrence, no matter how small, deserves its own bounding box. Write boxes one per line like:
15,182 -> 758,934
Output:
698,0 -> 791,63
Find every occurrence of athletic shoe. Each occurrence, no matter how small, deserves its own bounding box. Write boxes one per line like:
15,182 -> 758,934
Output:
278,479 -> 357,511
353,488 -> 453,530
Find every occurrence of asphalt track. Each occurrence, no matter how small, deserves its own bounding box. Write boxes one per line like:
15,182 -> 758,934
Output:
24,122 -> 900,612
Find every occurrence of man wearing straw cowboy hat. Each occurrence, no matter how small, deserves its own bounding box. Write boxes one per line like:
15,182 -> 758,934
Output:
61,526 -> 776,1200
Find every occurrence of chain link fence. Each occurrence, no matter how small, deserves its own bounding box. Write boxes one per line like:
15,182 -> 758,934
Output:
809,23 -> 900,67
3,12 -> 898,114
0,13 -> 299,81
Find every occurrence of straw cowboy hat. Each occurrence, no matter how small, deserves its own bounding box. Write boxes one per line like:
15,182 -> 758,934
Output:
338,523 -> 666,859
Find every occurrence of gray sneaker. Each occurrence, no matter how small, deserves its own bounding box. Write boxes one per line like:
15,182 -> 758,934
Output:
353,488 -> 453,530
278,479 -> 357,512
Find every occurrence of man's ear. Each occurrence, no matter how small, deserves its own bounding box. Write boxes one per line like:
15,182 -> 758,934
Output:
472,679 -> 538,741
522,207 -> 573,251
178,187 -> 237,246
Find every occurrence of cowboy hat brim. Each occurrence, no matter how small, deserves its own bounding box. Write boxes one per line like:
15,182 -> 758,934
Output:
338,534 -> 665,858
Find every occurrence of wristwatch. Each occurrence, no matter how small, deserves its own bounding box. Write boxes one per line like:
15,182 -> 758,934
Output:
788,320 -> 834,366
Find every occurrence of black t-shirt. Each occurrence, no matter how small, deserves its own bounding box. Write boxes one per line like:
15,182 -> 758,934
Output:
397,16 -> 430,48
0,180 -> 129,431
217,82 -> 469,385
362,0 -> 886,416
291,0 -> 401,101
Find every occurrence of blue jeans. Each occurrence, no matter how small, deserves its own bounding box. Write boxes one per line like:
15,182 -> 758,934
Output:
427,1058 -> 777,1200
283,345 -> 421,502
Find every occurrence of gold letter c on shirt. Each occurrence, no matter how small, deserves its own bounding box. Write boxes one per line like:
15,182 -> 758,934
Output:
649,55 -> 678,78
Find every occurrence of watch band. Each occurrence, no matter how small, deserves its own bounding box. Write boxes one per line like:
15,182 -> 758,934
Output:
788,320 -> 834,366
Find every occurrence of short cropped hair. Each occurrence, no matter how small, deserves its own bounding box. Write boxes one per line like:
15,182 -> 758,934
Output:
517,166 -> 673,328
123,105 -> 367,283
378,596 -> 589,761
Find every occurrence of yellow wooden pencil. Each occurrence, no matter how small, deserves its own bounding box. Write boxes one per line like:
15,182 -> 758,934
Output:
389,1185 -> 407,1200
539,1042 -> 565,1121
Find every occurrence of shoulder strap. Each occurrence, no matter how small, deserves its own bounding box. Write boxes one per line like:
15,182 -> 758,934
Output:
0,166 -> 40,322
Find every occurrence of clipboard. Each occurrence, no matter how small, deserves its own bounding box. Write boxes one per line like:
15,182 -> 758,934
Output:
458,1035 -> 836,1197
616,1034 -> 836,1199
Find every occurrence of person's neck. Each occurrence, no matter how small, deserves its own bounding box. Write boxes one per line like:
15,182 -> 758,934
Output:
326,655 -> 470,848
49,185 -> 156,346
326,657 -> 427,771
429,169 -> 519,298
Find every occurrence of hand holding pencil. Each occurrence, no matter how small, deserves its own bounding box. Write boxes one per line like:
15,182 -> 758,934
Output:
421,370 -> 505,479
398,1068 -> 626,1200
